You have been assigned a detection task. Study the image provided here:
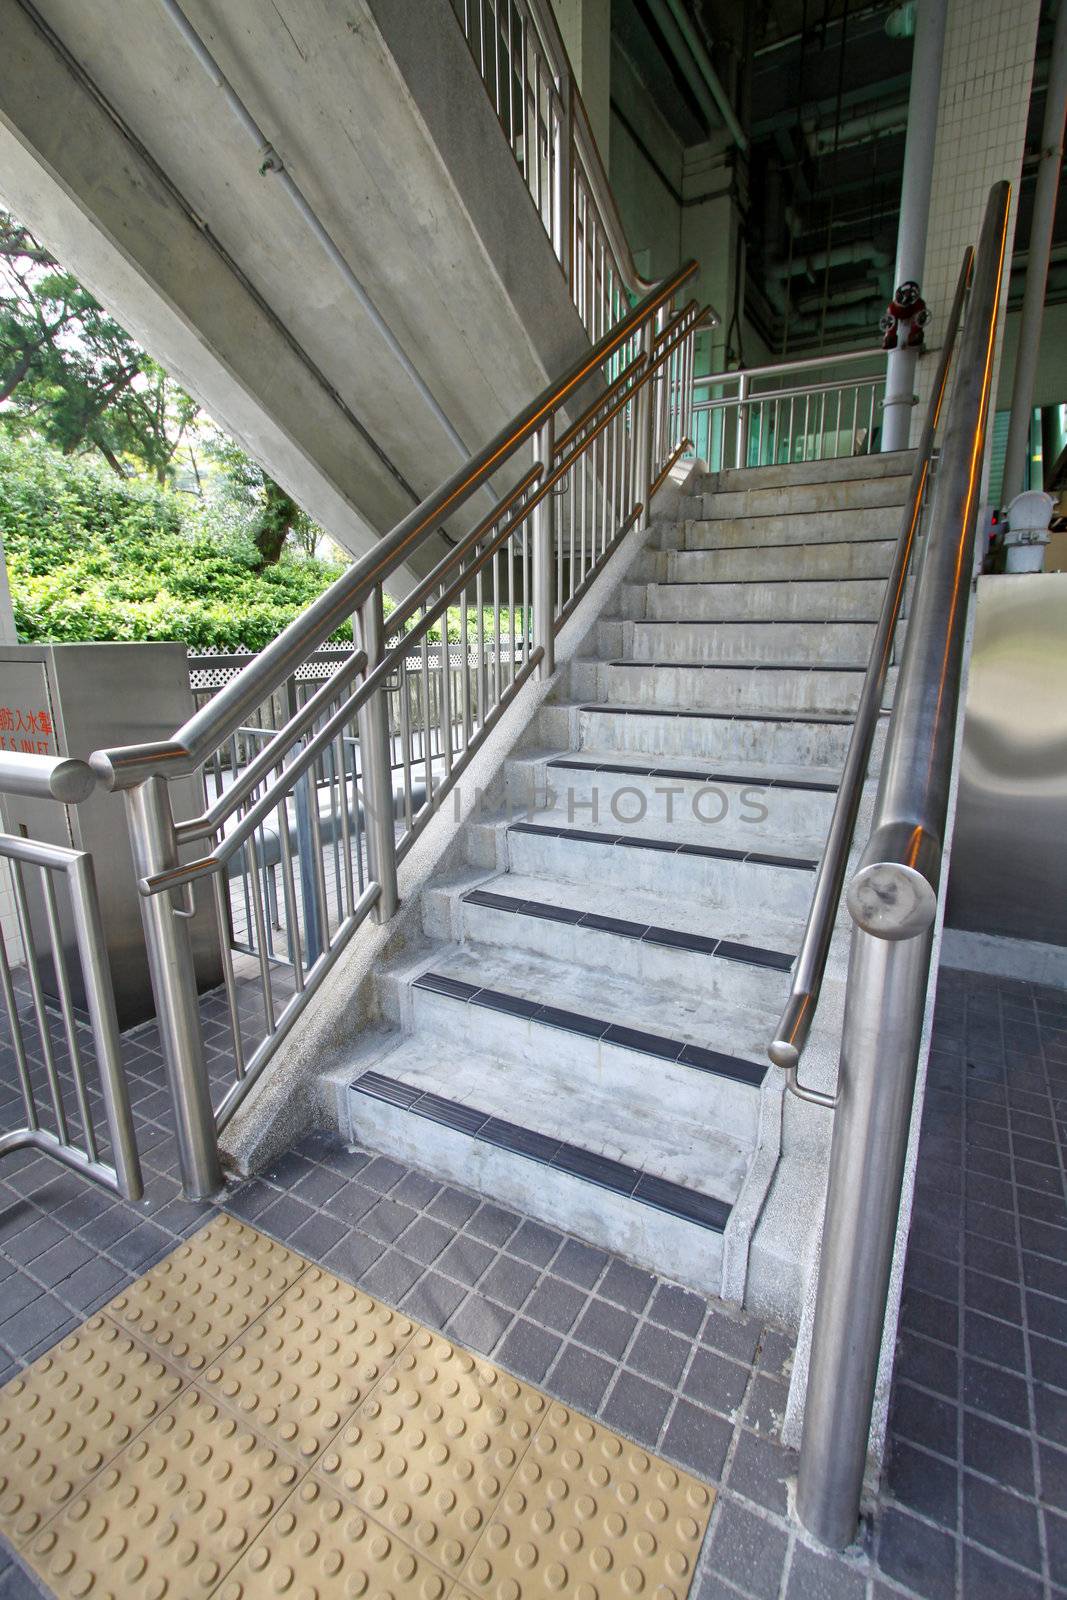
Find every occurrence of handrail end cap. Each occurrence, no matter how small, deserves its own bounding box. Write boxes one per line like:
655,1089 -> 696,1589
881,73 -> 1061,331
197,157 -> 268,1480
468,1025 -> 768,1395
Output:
846,861 -> 937,940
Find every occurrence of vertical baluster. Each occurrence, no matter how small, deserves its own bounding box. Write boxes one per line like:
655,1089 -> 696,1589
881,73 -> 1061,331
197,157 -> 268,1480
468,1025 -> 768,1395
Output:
274,787 -> 304,979
40,870 -> 97,1161
334,731 -> 356,918
9,859 -> 68,1142
354,586 -> 400,922
420,606 -> 435,801
212,874 -> 250,1076
243,834 -> 276,1033
398,653 -> 414,833
0,918 -> 38,1128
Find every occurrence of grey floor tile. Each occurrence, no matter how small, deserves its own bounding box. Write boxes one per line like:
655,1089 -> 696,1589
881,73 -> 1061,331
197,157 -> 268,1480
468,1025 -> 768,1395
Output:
496,1318 -> 561,1384
445,1293 -> 512,1356
322,1228 -> 383,1285
546,1342 -> 616,1413
361,1197 -> 418,1246
959,1541 -> 1045,1600
598,1258 -> 655,1313
464,1203 -> 520,1249
508,1219 -> 563,1268
573,1297 -> 637,1361
784,1541 -> 868,1599
390,1171 -> 440,1211
962,1471 -> 1042,1572
600,1370 -> 671,1450
886,1439 -> 958,1530
478,1254 -> 539,1311
435,1234 -> 495,1288
726,1428 -> 797,1516
288,1212 -> 349,1263
626,1323 -> 691,1390
876,1505 -> 956,1600
359,1250 -> 423,1305
553,1238 -> 608,1289
427,1187 -> 480,1228
704,1499 -> 789,1600
397,1215 -> 453,1267
359,1155 -> 408,1194
523,1274 -> 586,1334
701,1308 -> 761,1366
661,1398 -> 733,1480
0,1294 -> 69,1359
684,1347 -> 751,1417
401,1271 -> 467,1330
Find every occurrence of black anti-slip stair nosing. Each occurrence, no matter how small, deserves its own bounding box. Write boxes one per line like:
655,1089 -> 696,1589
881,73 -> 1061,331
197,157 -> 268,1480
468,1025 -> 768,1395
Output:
546,757 -> 838,794
633,617 -> 878,628
607,660 -> 867,674
351,1069 -> 732,1234
507,820 -> 817,871
411,970 -> 767,1089
461,887 -> 795,972
578,704 -> 857,727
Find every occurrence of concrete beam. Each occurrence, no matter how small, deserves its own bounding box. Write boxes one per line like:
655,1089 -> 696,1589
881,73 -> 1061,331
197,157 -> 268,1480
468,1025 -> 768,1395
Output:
0,0 -> 426,582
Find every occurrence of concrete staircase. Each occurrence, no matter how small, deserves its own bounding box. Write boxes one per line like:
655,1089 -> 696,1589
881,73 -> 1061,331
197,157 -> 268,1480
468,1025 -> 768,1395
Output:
338,451 -> 915,1319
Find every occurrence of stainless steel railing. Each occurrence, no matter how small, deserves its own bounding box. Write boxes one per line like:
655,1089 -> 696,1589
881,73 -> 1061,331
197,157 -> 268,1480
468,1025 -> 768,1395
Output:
691,346 -> 888,471
0,753 -> 142,1199
449,0 -> 652,340
768,247 -> 974,1095
795,180 -> 1011,1549
87,264 -> 709,1199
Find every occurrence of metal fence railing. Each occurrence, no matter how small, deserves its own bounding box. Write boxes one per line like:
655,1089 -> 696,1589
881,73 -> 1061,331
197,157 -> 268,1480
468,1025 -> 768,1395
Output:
0,756 -> 142,1198
691,347 -> 888,472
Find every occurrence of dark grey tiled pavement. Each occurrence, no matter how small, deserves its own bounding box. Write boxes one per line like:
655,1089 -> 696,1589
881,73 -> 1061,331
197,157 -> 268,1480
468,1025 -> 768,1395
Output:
0,967 -> 1063,1597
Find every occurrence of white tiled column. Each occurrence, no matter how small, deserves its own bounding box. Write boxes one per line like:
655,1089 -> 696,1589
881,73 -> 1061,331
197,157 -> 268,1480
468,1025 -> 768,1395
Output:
913,0 -> 1041,436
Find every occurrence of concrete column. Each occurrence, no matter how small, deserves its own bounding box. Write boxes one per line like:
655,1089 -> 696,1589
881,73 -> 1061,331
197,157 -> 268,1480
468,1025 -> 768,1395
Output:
681,136 -> 745,374
551,0 -> 612,160
881,0 -> 948,454
912,0 -> 1043,444
1001,0 -> 1067,504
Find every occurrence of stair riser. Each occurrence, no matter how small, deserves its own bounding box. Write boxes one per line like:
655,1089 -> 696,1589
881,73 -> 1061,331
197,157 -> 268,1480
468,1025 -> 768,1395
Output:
577,706 -> 884,772
500,826 -> 819,920
699,452 -> 913,493
506,761 -> 838,840
393,982 -> 762,1141
443,893 -> 792,1013
630,613 -> 874,663
600,662 -> 870,716
687,499 -> 908,544
643,588 -> 883,624
344,1091 -> 726,1296
679,541 -> 897,584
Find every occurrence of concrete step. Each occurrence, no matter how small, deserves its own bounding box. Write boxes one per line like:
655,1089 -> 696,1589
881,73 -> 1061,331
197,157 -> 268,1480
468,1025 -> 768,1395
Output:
630,592 -> 883,633
575,701 -> 884,772
679,539 -> 897,586
425,867 -> 797,1011
700,450 -> 915,493
466,812 -> 823,922
684,505 -> 902,550
686,477 -> 911,525
628,612 -> 877,662
504,748 -> 841,844
598,659 -> 877,717
345,1043 -> 732,1296
385,943 -> 769,1138
650,574 -> 885,622
646,579 -> 883,620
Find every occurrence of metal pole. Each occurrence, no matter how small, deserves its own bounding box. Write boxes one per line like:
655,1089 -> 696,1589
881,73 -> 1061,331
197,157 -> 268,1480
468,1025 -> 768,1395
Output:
881,0 -> 948,453
634,323 -> 655,528
795,181 -> 1010,1550
532,419 -> 556,678
734,372 -> 749,469
796,912 -> 935,1547
1002,0 -> 1067,504
354,588 -> 400,923
124,777 -> 223,1200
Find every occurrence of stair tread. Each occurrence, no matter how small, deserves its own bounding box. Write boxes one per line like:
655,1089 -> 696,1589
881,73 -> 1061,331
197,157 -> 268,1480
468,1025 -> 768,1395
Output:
579,700 -> 860,724
460,868 -> 805,957
349,1035 -> 750,1208
410,940 -> 778,1069
503,811 -> 825,863
528,747 -> 846,789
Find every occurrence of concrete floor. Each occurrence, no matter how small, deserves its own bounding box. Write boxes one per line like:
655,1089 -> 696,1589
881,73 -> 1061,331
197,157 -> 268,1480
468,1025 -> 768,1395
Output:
0,965 -> 1061,1597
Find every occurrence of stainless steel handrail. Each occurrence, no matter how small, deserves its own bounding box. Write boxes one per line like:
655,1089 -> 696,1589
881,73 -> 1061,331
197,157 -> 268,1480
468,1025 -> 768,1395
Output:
691,345 -> 885,393
0,752 -> 98,804
768,244 -> 975,1097
795,179 -> 1011,1551
91,263 -> 706,794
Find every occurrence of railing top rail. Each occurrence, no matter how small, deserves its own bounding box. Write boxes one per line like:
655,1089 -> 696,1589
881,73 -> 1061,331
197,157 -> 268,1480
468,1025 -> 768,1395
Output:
91,261 -> 704,794
693,345 -> 886,391
766,181 -> 1010,1090
0,752 -> 97,805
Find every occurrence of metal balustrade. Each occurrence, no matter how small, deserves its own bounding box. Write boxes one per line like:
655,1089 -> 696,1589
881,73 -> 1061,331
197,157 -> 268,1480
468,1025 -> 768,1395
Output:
449,0 -> 649,338
691,346 -> 888,471
78,264 -> 708,1199
0,755 -> 142,1199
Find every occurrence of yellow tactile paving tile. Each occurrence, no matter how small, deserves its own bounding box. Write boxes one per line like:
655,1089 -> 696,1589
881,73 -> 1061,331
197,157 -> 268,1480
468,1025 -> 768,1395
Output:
217,1476 -> 454,1600
0,1316 -> 184,1549
23,1387 -> 303,1600
318,1328 -> 549,1577
460,1402 -> 713,1599
103,1213 -> 305,1377
199,1267 -> 416,1463
0,1217 -> 715,1600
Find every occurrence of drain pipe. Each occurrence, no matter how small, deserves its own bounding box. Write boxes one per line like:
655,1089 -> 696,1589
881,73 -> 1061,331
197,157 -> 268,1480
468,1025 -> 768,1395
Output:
1002,0 -> 1067,505
663,0 -> 748,153
158,0 -> 473,464
881,0 -> 948,453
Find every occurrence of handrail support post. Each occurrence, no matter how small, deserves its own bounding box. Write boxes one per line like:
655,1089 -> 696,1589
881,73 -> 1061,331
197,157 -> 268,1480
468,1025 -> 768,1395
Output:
355,588 -> 400,922
124,776 -> 222,1200
635,321 -> 655,528
796,916 -> 934,1547
734,371 -> 749,470
532,420 -> 556,679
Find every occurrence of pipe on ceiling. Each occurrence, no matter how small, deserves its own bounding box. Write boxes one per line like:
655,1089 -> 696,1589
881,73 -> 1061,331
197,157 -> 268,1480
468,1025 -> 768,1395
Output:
646,0 -> 747,151
770,240 -> 892,279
